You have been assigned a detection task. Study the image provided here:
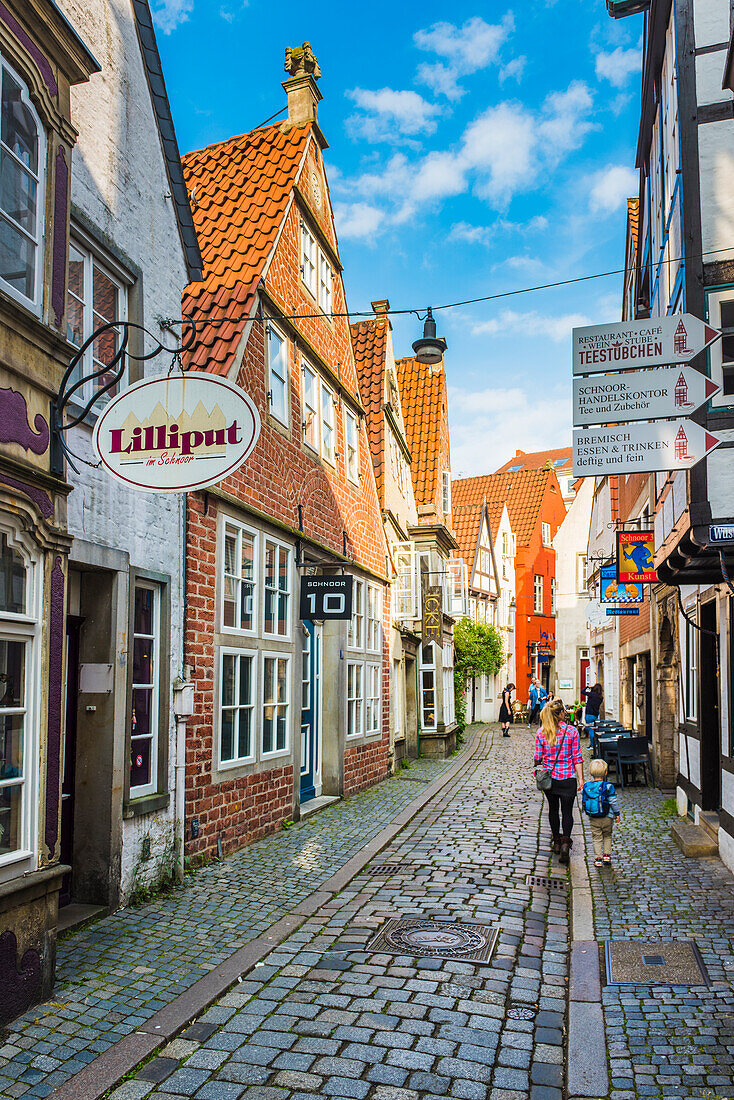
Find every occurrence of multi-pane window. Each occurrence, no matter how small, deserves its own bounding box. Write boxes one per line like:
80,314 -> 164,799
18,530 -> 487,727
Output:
321,383 -> 335,463
685,618 -> 697,721
551,578 -> 557,615
534,575 -> 543,613
130,583 -> 160,797
707,289 -> 734,402
267,322 -> 288,425
542,522 -> 551,546
0,60 -> 44,309
366,584 -> 381,652
222,521 -> 256,632
366,664 -> 380,735
346,662 -> 363,737
318,251 -> 333,314
262,655 -> 289,755
301,223 -> 317,297
442,471 -> 451,518
0,531 -> 34,865
577,555 -> 588,593
348,579 -> 364,648
479,548 -> 490,574
220,650 -> 255,764
420,642 -> 436,731
264,539 -> 291,637
67,240 -> 127,404
442,642 -> 454,727
302,361 -> 319,451
392,658 -> 402,739
345,408 -> 359,482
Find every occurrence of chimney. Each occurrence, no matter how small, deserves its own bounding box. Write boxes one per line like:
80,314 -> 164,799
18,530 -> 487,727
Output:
371,299 -> 390,316
283,42 -> 323,133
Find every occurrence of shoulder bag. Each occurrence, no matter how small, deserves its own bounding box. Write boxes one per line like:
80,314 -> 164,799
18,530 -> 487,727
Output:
534,729 -> 566,792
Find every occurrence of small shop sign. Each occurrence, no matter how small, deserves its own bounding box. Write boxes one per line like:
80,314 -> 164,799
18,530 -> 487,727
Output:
709,524 -> 734,543
606,607 -> 640,617
422,586 -> 442,642
599,563 -> 643,604
572,314 -> 720,375
93,373 -> 260,493
299,576 -> 353,620
617,530 -> 658,584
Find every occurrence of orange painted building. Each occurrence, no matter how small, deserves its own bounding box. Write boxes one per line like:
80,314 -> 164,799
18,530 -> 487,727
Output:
452,470 -> 567,695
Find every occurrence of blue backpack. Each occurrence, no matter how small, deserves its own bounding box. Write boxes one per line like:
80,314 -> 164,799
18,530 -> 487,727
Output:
582,780 -> 610,818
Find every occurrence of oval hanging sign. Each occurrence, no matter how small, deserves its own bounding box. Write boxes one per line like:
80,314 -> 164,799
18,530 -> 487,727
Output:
92,373 -> 261,493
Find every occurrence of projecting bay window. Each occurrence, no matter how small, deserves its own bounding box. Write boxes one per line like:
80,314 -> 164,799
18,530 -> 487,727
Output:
219,649 -> 256,766
222,520 -> 257,633
129,583 -> 160,798
420,642 -> 437,731
0,59 -> 45,311
0,529 -> 37,868
534,575 -> 543,613
262,654 -> 289,756
266,322 -> 288,425
264,539 -> 291,638
67,238 -> 128,404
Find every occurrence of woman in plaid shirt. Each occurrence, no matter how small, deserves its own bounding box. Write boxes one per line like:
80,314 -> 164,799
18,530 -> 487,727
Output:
534,699 -> 585,865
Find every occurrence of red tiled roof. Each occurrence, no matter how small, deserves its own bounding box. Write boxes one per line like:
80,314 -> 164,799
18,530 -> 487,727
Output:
395,358 -> 446,509
495,447 -> 572,476
181,123 -> 311,373
452,469 -> 557,546
350,317 -> 388,507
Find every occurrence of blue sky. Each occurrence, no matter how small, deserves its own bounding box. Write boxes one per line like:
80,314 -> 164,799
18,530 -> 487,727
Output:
154,0 -> 643,476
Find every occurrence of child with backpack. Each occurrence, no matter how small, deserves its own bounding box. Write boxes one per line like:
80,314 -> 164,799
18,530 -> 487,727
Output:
582,758 -> 621,867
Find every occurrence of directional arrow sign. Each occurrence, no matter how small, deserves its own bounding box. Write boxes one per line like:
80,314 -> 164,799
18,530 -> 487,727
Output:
573,419 -> 721,476
573,366 -> 721,426
573,314 -> 720,375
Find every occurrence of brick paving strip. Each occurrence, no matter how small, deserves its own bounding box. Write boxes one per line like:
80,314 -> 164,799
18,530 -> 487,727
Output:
53,725 -> 573,1100
0,732 -> 491,1100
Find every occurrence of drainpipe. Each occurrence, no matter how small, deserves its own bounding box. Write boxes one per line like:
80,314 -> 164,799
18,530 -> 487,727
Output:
172,677 -> 194,881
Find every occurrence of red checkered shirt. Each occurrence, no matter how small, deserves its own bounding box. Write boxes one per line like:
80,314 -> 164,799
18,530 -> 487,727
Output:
534,722 -> 583,780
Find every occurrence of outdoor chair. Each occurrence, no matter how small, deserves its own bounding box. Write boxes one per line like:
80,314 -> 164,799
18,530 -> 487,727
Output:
610,735 -> 652,789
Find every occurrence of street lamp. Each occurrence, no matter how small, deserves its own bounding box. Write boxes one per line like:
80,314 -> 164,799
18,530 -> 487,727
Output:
412,307 -> 446,365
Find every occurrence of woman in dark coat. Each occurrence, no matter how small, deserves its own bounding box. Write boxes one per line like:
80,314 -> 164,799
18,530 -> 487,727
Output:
499,683 -> 515,738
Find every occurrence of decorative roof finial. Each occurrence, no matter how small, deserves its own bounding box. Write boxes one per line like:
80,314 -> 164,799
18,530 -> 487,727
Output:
284,42 -> 321,80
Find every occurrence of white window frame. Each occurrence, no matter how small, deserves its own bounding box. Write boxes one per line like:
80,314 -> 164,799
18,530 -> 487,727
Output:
392,658 -> 402,740
0,58 -> 46,314
129,581 -> 161,799
0,524 -> 39,875
346,661 -> 364,738
365,663 -> 381,736
446,557 -> 467,618
348,578 -> 365,649
218,647 -> 257,768
261,652 -> 290,758
301,360 -> 320,452
220,517 -> 258,636
318,250 -> 333,314
442,642 -> 454,727
300,222 -> 317,298
551,577 -> 557,615
442,471 -> 451,518
534,574 -> 543,614
366,583 -> 382,653
577,554 -> 588,593
344,407 -> 359,483
707,287 -> 734,408
320,382 -> 336,464
266,320 -> 289,426
684,617 -> 697,721
66,234 -> 129,406
263,537 -> 292,640
419,642 -> 437,732
394,542 -> 419,622
542,522 -> 551,546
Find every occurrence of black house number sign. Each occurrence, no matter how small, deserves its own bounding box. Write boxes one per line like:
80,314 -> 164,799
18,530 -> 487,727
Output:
300,576 -> 353,620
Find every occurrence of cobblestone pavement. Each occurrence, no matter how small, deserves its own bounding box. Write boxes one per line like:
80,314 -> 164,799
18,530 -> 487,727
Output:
581,779 -> 734,1100
0,750 -> 465,1100
94,724 -> 569,1100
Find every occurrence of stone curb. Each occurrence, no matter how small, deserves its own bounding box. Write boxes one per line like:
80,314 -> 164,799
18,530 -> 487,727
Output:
49,730 -> 490,1100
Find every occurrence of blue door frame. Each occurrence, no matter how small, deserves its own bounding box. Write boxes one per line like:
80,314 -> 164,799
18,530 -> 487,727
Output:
300,621 -> 319,803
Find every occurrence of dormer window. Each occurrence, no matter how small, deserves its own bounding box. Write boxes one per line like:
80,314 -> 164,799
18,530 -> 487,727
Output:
0,59 -> 45,311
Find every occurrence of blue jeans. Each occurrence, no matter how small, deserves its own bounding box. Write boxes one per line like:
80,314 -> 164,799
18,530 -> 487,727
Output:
585,715 -> 598,750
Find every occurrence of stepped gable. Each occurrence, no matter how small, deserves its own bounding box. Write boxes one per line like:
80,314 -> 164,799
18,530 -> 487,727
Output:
452,469 -> 554,546
395,356 -> 446,509
181,123 -> 311,374
350,316 -> 389,507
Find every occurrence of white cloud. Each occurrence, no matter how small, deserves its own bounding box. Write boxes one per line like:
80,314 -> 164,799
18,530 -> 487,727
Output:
472,308 -> 592,342
346,88 -> 441,143
349,151 -> 466,224
499,56 -> 527,84
538,81 -> 595,156
589,164 -> 638,212
448,222 -> 492,245
415,14 -> 515,99
151,0 -> 193,33
449,385 -> 571,477
333,202 -> 384,241
595,46 -> 640,88
462,102 -> 536,204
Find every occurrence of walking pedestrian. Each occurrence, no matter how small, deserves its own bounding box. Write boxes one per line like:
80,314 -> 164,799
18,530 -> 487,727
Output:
582,758 -> 621,867
582,682 -> 603,749
499,682 -> 515,737
534,699 -> 585,864
527,676 -> 548,727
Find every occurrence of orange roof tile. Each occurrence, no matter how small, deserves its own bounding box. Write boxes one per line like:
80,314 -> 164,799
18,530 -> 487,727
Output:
495,447 -> 572,476
181,123 -> 311,373
350,317 -> 388,508
452,469 -> 556,546
627,196 -> 639,250
395,357 -> 447,509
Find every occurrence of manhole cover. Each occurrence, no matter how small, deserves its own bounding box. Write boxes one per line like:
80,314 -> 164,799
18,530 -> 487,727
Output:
370,864 -> 403,876
527,874 -> 568,892
507,1005 -> 537,1020
605,940 -> 709,986
369,918 -> 499,964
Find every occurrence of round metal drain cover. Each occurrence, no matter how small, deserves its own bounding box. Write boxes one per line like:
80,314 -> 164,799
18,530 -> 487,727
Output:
369,917 -> 499,963
507,1005 -> 536,1020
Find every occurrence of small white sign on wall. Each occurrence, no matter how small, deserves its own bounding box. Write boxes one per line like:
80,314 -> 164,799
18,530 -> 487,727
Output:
79,663 -> 114,693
